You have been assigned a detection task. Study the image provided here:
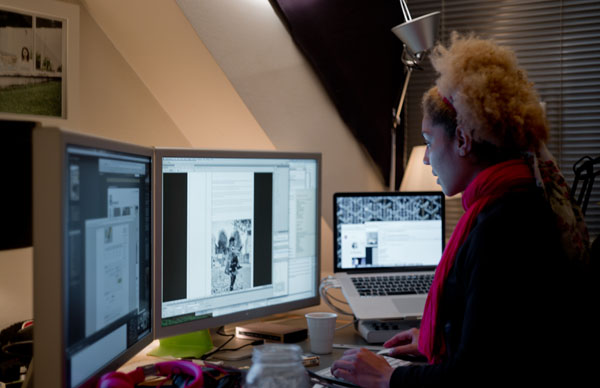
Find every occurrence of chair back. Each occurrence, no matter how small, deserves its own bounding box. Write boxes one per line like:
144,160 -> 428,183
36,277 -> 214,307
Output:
571,155 -> 600,215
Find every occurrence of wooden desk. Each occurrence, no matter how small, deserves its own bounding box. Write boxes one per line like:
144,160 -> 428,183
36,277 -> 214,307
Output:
120,315 -> 372,373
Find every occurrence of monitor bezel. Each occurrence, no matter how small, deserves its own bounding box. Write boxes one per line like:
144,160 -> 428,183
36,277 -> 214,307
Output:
153,147 -> 321,339
332,191 -> 446,274
33,127 -> 154,388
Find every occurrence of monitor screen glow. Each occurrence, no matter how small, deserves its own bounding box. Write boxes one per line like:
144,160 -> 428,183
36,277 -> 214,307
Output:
33,128 -> 153,388
154,149 -> 321,339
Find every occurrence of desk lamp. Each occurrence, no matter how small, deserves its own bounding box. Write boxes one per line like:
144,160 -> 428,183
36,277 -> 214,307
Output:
399,145 -> 440,192
389,1 -> 440,190
400,145 -> 461,200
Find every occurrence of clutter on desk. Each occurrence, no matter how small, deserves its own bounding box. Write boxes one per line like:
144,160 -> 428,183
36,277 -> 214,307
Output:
0,320 -> 33,386
98,360 -> 244,388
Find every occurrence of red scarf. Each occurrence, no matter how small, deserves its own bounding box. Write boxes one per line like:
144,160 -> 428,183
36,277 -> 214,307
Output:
418,159 -> 534,364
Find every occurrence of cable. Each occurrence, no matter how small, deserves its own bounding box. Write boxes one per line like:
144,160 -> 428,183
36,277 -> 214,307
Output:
319,276 -> 354,317
325,292 -> 350,305
217,340 -> 264,353
200,327 -> 264,360
200,327 -> 235,360
334,319 -> 358,331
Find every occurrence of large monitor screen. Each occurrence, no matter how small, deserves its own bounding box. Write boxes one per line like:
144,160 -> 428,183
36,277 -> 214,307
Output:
154,149 -> 321,338
33,128 -> 153,388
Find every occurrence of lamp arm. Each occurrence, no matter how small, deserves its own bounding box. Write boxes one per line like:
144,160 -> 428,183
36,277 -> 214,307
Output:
399,0 -> 412,21
389,66 -> 413,190
394,67 -> 413,126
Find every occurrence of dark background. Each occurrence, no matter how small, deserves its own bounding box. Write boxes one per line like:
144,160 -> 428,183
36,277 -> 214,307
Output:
270,0 -> 407,188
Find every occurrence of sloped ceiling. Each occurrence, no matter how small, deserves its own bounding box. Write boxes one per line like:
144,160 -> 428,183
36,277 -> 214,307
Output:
80,0 -> 274,150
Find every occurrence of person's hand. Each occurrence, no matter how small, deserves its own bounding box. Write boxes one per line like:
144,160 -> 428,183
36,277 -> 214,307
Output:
330,348 -> 394,388
382,327 -> 422,357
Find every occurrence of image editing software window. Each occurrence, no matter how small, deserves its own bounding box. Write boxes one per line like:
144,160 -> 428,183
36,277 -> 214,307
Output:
65,145 -> 152,387
160,156 -> 318,327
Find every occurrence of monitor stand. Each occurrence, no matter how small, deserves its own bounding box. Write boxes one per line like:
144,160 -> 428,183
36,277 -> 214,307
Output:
148,329 -> 213,359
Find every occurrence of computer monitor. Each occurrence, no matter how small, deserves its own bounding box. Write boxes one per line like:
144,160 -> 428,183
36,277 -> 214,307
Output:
153,149 -> 321,340
33,127 -> 153,388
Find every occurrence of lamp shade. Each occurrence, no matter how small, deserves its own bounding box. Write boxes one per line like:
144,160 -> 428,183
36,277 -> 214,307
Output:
400,145 -> 461,198
391,11 -> 440,54
399,145 -> 440,192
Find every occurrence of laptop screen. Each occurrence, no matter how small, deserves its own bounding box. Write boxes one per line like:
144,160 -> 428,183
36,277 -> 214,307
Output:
333,192 -> 445,272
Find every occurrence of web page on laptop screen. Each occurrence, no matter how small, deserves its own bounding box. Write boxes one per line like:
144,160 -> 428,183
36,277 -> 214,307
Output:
336,194 -> 443,270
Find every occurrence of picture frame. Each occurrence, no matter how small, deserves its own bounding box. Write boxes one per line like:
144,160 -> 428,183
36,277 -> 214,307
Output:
0,0 -> 79,124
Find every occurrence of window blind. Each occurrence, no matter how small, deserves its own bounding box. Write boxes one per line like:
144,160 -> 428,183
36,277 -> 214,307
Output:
404,0 -> 600,241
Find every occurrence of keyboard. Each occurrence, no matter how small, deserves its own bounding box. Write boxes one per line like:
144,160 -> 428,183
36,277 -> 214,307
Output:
312,356 -> 411,387
351,274 -> 433,296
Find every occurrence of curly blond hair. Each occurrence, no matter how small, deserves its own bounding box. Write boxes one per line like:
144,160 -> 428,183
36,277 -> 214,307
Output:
429,32 -> 548,153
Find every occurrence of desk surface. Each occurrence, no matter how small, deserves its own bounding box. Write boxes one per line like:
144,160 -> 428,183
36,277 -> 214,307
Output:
121,315 -> 375,373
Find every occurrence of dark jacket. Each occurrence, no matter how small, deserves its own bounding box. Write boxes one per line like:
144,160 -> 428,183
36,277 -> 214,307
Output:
389,187 -> 592,387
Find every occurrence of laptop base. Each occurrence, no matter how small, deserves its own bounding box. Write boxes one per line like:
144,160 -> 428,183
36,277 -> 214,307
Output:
356,319 -> 420,344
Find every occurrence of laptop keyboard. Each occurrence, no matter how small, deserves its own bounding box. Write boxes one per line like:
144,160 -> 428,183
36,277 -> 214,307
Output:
352,274 -> 434,296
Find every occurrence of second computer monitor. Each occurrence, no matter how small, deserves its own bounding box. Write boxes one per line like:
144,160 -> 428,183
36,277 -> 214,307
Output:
154,149 -> 321,338
33,127 -> 153,388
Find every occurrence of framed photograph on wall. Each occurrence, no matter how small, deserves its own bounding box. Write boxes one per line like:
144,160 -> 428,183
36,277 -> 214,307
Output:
0,0 -> 79,122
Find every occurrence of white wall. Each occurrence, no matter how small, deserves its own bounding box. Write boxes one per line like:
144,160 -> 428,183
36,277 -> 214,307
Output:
0,0 -> 194,329
79,0 -> 275,150
0,248 -> 33,329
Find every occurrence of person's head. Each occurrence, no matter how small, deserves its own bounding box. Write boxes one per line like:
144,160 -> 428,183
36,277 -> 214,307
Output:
421,32 -> 549,196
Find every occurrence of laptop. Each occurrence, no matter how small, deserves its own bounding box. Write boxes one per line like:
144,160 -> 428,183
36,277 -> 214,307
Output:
334,191 -> 445,320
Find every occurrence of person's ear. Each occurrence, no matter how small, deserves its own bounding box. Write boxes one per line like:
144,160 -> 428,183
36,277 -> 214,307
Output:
455,126 -> 472,157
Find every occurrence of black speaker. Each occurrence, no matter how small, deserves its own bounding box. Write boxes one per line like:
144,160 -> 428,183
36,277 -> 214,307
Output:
0,120 -> 39,251
0,320 -> 33,383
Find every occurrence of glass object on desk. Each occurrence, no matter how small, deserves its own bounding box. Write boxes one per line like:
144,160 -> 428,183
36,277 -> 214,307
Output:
245,343 -> 310,388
